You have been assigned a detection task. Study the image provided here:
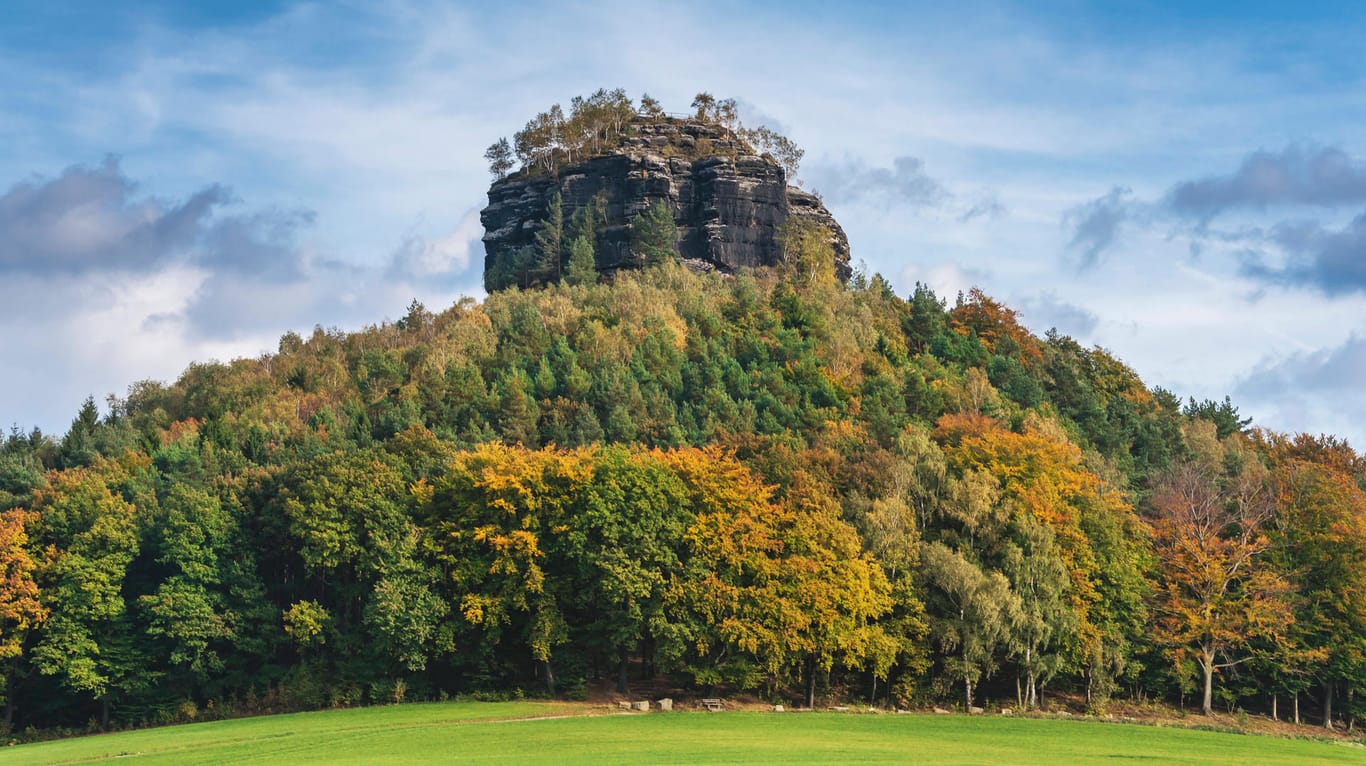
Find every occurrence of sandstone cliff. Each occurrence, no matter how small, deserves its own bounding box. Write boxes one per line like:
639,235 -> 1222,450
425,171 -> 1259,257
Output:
480,118 -> 850,284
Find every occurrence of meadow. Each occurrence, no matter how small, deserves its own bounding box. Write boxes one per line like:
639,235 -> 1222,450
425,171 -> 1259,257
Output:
4,701 -> 1363,765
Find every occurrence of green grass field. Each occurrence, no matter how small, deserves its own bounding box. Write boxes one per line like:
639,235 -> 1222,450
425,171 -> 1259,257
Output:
3,701 -> 1363,765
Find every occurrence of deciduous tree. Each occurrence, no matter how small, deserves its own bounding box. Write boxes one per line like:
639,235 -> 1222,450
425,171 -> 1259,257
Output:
1149,444 -> 1292,716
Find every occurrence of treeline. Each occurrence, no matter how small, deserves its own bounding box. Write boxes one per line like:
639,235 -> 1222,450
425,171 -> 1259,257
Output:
2,260 -> 1365,735
485,89 -> 804,181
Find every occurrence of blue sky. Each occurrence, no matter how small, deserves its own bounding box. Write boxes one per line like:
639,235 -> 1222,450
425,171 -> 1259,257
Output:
4,0 -> 1366,448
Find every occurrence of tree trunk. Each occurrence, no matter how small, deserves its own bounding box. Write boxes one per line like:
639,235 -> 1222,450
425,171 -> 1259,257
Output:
542,659 -> 557,696
101,695 -> 110,730
1201,647 -> 1215,716
3,665 -> 13,728
805,657 -> 817,709
965,676 -> 973,711
1324,680 -> 1334,730
616,654 -> 629,695
1348,684 -> 1355,732
1294,692 -> 1300,724
1272,695 -> 1278,721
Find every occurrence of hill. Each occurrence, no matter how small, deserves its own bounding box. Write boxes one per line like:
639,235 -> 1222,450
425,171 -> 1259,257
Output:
1,95 -> 1364,741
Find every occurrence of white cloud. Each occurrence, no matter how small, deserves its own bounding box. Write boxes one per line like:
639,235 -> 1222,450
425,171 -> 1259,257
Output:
389,207 -> 484,281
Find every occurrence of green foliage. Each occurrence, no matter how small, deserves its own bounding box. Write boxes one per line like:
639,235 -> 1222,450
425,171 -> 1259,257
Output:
29,458 -> 149,725
1183,395 -> 1252,439
4,249 -> 1363,731
534,192 -> 564,284
564,236 -> 597,286
742,124 -> 805,179
629,200 -> 678,267
493,89 -> 800,181
484,137 -> 513,180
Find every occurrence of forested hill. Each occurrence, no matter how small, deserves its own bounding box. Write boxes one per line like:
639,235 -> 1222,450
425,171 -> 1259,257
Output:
1,258 -> 1364,734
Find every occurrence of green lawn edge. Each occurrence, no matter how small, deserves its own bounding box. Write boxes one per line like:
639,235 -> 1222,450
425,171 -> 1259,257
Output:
4,702 -> 1363,766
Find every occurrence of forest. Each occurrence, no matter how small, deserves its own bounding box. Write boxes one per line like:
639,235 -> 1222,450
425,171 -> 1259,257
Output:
1,201 -> 1364,739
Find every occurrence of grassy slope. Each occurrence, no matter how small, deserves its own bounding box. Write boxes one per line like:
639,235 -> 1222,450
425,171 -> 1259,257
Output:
4,702 -> 1362,765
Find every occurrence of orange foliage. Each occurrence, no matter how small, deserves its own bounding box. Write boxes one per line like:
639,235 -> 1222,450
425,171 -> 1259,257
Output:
933,412 -> 1133,642
949,288 -> 1044,367
160,418 -> 201,447
0,509 -> 45,661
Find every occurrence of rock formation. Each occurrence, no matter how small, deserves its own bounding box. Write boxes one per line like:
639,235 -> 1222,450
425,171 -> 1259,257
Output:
480,118 -> 850,285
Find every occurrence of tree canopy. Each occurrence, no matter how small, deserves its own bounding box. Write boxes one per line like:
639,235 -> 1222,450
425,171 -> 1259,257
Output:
485,89 -> 804,181
2,253 -> 1364,734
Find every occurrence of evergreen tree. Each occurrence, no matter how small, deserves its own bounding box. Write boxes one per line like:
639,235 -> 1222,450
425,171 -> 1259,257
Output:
565,235 -> 597,286
534,193 -> 564,284
629,200 -> 677,266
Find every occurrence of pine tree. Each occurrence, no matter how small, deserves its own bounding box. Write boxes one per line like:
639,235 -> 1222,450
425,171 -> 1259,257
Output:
534,193 -> 564,284
629,201 -> 677,266
565,235 -> 597,286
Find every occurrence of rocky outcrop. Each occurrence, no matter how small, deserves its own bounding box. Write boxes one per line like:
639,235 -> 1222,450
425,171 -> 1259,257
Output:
480,118 -> 850,284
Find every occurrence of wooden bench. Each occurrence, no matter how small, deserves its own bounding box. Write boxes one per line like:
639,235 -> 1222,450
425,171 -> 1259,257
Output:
701,698 -> 723,712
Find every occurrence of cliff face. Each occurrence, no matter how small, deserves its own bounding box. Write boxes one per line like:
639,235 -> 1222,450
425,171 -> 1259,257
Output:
480,119 -> 850,282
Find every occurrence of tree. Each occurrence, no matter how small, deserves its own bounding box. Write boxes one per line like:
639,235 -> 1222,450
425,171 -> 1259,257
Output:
1003,513 -> 1075,709
639,93 -> 665,119
30,458 -> 148,728
277,448 -> 449,681
0,426 -> 50,512
562,447 -> 691,693
742,125 -> 804,180
715,98 -> 739,138
1149,448 -> 1292,716
1266,434 -> 1366,728
422,444 -> 595,694
497,369 -> 541,447
782,470 -> 897,707
1183,396 -> 1252,439
564,235 -> 597,286
603,88 -> 634,136
629,200 -> 677,267
138,484 -> 235,695
485,137 -> 514,180
0,509 -> 45,724
534,192 -> 564,284
778,217 -> 837,288
921,540 -> 1019,710
691,92 -> 716,121
513,105 -> 568,175
904,282 -> 949,356
658,448 -> 893,703
562,191 -> 611,286
949,288 -> 1044,369
57,397 -> 101,469
567,190 -> 607,253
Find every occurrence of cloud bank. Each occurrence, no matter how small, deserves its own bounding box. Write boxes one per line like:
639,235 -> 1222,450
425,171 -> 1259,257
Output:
1168,145 -> 1366,219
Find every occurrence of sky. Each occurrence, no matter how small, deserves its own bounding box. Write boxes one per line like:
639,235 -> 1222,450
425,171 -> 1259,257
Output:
4,0 -> 1366,448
